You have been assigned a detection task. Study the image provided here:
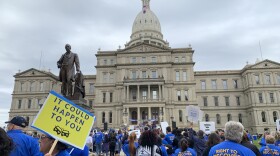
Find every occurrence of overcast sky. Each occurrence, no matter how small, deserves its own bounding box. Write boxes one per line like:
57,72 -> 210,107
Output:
1,0 -> 280,127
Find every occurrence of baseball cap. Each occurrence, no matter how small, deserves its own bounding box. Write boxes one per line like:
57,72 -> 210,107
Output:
5,116 -> 27,128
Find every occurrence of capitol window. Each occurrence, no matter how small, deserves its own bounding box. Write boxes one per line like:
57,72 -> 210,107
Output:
176,71 -> 180,81
223,80 -> 228,90
201,81 -> 206,90
211,80 -> 217,89
151,56 -> 157,63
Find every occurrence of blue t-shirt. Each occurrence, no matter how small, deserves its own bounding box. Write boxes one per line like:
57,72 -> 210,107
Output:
67,146 -> 89,156
94,132 -> 104,144
56,150 -> 70,156
260,144 -> 280,156
7,129 -> 41,156
162,139 -> 168,145
160,145 -> 168,156
209,140 -> 256,156
275,140 -> 280,147
173,147 -> 197,156
122,142 -> 139,156
260,137 -> 267,147
165,133 -> 175,145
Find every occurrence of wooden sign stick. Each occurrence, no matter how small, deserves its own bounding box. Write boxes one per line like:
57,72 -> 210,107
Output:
48,139 -> 58,155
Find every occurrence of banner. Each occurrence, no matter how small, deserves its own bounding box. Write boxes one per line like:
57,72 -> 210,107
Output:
129,130 -> 141,139
160,122 -> 169,134
276,119 -> 280,131
186,105 -> 200,123
32,91 -> 95,150
200,122 -> 215,134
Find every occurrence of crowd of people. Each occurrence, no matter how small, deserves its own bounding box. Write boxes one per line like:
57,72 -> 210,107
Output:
2,116 -> 280,156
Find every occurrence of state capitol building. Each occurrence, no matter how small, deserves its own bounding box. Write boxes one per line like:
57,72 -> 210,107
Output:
8,0 -> 280,134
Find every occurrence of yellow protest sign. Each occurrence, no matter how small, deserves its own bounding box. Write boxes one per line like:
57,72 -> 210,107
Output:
32,90 -> 94,150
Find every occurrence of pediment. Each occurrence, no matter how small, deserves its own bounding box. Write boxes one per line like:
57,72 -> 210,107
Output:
120,43 -> 168,53
15,68 -> 58,79
248,59 -> 280,69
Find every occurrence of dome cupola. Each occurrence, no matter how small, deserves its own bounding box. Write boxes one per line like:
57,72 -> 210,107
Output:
125,0 -> 169,48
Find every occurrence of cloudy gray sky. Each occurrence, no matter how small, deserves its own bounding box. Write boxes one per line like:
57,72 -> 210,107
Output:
1,0 -> 280,127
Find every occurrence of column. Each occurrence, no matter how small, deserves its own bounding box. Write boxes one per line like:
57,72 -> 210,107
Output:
276,91 -> 280,103
127,107 -> 130,125
123,86 -> 126,102
163,107 -> 166,121
159,85 -> 162,101
148,107 -> 151,120
137,107 -> 140,124
162,85 -> 165,101
137,85 -> 140,102
148,85 -> 151,101
127,85 -> 130,101
254,110 -> 258,125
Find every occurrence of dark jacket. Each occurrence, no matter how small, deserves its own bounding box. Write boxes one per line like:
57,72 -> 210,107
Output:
189,128 -> 207,156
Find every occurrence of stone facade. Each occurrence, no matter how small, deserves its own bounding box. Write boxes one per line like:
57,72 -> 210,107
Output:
8,0 -> 280,134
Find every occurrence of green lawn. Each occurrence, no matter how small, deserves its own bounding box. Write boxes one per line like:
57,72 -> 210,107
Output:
253,138 -> 261,149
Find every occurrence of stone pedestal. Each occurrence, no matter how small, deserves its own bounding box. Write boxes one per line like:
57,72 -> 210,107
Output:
66,95 -> 90,110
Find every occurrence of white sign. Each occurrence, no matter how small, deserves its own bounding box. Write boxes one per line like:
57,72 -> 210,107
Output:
160,122 -> 169,134
276,119 -> 280,131
129,130 -> 141,139
200,122 -> 215,134
186,105 -> 200,123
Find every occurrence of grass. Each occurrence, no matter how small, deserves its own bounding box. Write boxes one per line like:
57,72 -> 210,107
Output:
252,138 -> 261,149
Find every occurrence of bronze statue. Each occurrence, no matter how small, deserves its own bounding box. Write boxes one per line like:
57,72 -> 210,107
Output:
57,44 -> 80,96
73,71 -> 85,98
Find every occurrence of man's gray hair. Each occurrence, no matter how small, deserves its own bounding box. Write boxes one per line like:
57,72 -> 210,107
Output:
224,121 -> 244,143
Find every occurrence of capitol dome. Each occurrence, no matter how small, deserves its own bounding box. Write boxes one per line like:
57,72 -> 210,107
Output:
125,0 -> 169,48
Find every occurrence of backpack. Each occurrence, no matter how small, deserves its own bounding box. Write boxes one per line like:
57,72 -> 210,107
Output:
136,145 -> 162,156
103,134 -> 110,143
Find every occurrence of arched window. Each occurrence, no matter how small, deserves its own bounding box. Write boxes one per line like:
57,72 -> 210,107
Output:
179,110 -> 183,122
227,114 -> 232,121
238,114 -> 242,123
109,112 -> 112,123
142,111 -> 147,120
205,114 -> 209,122
273,111 -> 278,122
102,112 -> 105,123
261,111 -> 266,122
216,114 -> 221,124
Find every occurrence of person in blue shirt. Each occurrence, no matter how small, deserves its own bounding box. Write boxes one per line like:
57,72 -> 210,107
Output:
173,138 -> 196,156
259,131 -> 270,147
188,123 -> 207,156
164,126 -> 175,145
122,132 -> 139,156
209,121 -> 256,156
39,134 -> 70,156
156,135 -> 168,156
260,135 -> 280,156
67,145 -> 89,156
5,116 -> 41,156
94,129 -> 104,155
246,130 -> 253,143
160,133 -> 168,145
117,130 -> 123,153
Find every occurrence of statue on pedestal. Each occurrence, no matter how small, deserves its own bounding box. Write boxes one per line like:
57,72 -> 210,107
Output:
57,44 -> 80,97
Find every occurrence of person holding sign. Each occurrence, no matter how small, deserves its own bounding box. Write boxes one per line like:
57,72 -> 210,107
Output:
40,134 -> 70,156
